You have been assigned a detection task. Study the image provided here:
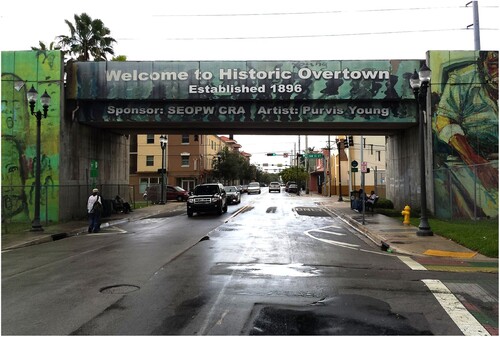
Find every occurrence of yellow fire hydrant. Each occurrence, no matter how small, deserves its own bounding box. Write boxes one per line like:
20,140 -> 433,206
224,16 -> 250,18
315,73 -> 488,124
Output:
401,205 -> 411,225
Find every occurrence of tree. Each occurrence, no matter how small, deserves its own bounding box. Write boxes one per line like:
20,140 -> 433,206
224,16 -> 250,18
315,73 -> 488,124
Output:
280,167 -> 308,184
57,13 -> 116,61
31,41 -> 61,51
30,40 -> 62,64
111,55 -> 127,61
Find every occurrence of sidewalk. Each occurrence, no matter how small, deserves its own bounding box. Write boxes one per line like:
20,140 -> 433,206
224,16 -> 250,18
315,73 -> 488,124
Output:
1,202 -> 186,251
1,194 -> 498,264
318,197 -> 496,261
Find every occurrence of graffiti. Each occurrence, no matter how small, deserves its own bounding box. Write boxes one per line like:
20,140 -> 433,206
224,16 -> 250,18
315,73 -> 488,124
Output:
1,51 -> 61,223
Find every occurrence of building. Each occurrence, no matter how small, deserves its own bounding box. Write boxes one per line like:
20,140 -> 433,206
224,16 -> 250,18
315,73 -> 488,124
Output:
129,134 -> 248,201
309,135 -> 386,198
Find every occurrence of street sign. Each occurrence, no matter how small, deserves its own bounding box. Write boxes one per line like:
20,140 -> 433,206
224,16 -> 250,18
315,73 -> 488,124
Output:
361,161 -> 367,173
306,153 -> 323,159
351,160 -> 358,167
90,160 -> 98,178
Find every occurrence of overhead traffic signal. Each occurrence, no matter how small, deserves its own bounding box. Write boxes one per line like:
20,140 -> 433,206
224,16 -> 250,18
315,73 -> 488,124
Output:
266,153 -> 276,156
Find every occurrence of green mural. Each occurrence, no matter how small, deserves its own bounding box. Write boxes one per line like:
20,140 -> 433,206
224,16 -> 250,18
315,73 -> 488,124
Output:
430,50 -> 498,219
1,50 -> 63,224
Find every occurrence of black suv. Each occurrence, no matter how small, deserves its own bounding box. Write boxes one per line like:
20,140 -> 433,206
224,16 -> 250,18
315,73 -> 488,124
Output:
187,183 -> 227,217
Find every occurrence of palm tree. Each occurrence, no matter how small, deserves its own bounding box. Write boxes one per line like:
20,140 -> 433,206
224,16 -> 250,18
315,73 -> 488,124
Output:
30,40 -> 61,65
31,41 -> 61,51
57,13 -> 116,61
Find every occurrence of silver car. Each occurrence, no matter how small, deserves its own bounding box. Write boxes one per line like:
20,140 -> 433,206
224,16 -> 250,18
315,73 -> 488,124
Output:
269,181 -> 281,193
247,182 -> 261,194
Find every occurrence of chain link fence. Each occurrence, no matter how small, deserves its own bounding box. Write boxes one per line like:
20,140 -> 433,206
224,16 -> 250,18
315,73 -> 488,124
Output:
433,161 -> 498,220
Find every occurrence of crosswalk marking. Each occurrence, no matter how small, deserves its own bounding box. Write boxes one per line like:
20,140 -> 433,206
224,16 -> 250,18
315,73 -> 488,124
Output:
398,256 -> 427,270
422,279 -> 490,336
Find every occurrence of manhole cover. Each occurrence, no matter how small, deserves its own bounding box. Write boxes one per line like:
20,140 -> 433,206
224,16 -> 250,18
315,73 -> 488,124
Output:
100,284 -> 140,294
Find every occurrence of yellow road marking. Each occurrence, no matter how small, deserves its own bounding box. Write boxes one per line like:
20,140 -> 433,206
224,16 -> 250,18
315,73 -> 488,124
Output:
424,249 -> 477,258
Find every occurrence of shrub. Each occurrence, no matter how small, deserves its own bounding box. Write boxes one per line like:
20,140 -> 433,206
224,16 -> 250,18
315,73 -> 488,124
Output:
376,198 -> 394,209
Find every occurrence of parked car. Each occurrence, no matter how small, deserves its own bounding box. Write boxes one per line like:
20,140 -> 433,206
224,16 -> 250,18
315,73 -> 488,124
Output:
247,182 -> 261,194
224,186 -> 241,204
285,181 -> 296,192
287,183 -> 299,194
269,181 -> 281,193
166,185 -> 189,201
187,183 -> 227,217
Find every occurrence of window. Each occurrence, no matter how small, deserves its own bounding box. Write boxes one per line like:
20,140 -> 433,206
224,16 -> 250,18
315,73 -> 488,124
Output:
181,134 -> 189,144
146,155 -> 154,166
147,134 -> 155,144
181,152 -> 190,167
140,177 -> 159,193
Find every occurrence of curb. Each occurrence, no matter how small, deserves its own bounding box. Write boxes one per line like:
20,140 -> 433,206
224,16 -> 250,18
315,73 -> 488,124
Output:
324,206 -> 415,256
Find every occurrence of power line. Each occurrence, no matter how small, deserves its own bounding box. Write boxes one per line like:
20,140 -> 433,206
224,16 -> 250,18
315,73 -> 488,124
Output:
120,28 -> 488,42
151,5 -> 497,17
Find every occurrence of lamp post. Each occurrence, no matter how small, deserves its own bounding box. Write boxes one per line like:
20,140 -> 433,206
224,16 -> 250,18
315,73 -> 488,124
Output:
409,64 -> 433,236
159,135 -> 168,205
27,85 -> 51,231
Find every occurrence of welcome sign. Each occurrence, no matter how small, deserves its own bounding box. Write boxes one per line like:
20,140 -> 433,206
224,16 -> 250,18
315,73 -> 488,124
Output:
67,60 -> 421,128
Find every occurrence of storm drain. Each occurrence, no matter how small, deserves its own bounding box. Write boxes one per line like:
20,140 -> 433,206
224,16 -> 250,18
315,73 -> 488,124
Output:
100,284 -> 140,294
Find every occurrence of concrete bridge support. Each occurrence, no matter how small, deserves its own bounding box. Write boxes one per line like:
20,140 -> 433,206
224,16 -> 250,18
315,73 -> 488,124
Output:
386,125 -> 434,215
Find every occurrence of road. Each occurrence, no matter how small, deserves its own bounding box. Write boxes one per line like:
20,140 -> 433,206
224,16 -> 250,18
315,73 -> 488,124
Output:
1,187 -> 497,335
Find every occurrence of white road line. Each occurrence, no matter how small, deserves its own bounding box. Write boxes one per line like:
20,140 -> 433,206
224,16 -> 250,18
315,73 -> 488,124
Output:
310,229 -> 346,236
398,256 -> 427,270
422,279 -> 490,336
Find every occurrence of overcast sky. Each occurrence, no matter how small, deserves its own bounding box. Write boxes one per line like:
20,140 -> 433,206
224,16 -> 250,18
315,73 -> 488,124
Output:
1,0 -> 498,167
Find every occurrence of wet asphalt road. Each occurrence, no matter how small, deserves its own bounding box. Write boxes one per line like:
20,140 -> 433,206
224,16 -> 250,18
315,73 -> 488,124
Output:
1,188 -> 490,335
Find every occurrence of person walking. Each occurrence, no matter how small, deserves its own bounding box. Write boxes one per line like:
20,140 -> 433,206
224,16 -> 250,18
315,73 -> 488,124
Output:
87,188 -> 102,233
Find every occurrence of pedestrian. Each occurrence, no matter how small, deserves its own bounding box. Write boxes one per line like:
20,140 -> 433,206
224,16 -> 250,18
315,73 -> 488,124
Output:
87,188 -> 102,233
365,190 -> 378,211
355,188 -> 366,212
115,195 -> 132,213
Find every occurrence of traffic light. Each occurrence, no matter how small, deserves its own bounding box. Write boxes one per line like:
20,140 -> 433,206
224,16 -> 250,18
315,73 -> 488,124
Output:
348,135 -> 354,147
266,153 -> 276,156
343,138 -> 348,148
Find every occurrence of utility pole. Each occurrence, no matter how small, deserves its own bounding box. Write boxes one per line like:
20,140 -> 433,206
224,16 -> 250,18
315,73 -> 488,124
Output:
305,135 -> 309,194
467,0 -> 481,50
360,135 -> 365,225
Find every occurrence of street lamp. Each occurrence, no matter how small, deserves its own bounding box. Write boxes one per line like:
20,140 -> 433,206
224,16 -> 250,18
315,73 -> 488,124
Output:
159,135 -> 168,205
409,64 -> 433,236
27,85 -> 51,231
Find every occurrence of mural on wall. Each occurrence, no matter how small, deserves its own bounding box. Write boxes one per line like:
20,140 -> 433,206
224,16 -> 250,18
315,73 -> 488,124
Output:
430,50 -> 498,219
1,50 -> 62,224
